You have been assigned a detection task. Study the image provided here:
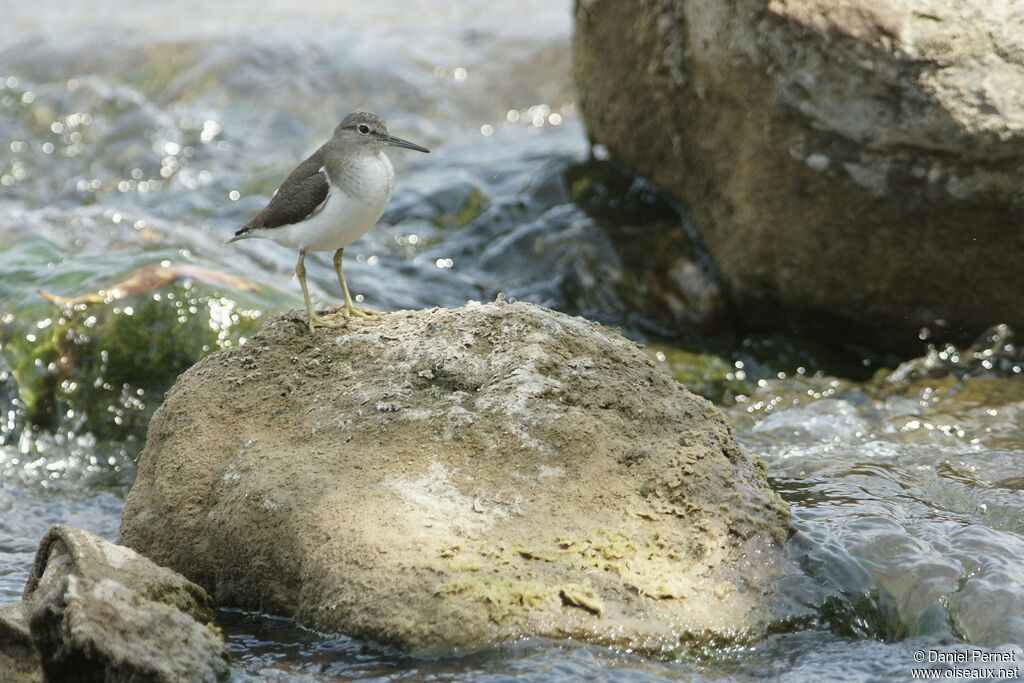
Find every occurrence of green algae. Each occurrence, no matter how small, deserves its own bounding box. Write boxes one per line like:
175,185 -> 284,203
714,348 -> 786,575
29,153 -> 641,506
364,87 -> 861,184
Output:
432,185 -> 490,230
0,262 -> 271,441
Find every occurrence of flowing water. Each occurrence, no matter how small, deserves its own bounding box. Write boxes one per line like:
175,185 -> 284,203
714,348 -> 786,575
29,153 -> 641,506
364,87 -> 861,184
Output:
3,2 -> 1024,680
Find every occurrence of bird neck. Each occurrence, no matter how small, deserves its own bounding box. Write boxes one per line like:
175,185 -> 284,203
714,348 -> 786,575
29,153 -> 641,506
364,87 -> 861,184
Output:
322,142 -> 395,198
323,141 -> 387,184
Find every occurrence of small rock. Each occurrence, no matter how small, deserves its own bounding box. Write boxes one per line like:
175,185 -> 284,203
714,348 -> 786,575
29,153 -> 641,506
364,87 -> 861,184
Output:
0,602 -> 42,683
23,525 -> 229,682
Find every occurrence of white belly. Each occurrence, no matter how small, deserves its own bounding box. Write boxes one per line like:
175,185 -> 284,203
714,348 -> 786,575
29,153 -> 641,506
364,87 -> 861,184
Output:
271,152 -> 395,251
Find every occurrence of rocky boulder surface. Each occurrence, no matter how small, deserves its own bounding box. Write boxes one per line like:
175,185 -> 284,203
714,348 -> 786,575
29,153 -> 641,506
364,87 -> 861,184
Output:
120,301 -> 791,653
574,0 -> 1024,352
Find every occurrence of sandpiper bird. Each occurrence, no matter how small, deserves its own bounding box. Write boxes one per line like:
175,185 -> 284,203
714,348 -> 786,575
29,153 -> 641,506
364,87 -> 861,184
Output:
229,111 -> 429,331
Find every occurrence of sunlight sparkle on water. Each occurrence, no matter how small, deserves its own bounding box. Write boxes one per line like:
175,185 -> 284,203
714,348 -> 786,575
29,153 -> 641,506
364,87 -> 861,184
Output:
503,104 -> 572,131
200,120 -> 221,143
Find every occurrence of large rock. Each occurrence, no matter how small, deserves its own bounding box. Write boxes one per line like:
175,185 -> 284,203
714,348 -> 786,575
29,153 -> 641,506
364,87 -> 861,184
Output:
573,0 -> 1024,352
120,301 -> 791,653
21,525 -> 229,682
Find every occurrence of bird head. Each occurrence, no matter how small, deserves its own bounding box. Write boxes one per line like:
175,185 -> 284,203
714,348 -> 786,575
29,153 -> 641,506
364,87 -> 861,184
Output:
334,111 -> 430,153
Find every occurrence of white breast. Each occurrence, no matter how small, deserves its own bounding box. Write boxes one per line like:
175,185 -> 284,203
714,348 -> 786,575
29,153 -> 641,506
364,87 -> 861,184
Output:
274,151 -> 395,251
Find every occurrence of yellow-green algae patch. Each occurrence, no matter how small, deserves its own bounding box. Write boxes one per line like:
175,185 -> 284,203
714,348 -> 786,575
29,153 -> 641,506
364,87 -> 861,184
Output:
434,575 -> 553,621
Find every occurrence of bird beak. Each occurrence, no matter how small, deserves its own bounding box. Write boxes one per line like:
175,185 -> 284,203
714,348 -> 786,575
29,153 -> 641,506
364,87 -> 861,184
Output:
383,134 -> 430,153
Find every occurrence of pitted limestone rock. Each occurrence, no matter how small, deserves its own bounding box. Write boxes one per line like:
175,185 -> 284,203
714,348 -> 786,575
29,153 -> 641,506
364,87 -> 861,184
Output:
120,301 -> 791,653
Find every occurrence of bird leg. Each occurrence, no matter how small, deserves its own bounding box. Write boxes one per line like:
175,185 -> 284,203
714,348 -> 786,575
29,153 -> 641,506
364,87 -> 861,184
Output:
296,248 -> 346,332
328,248 -> 385,319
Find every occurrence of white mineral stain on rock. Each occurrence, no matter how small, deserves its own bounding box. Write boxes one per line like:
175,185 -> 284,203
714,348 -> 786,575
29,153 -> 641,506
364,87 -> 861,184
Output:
537,465 -> 566,479
386,461 -> 505,535
98,540 -> 137,570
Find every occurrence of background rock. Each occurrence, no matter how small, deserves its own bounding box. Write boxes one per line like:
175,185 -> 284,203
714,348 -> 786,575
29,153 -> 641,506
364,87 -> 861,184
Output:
120,301 -> 792,653
23,525 -> 229,683
573,0 -> 1024,353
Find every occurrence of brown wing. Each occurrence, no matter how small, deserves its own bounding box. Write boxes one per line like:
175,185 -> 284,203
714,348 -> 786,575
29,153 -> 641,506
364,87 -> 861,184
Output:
234,147 -> 329,236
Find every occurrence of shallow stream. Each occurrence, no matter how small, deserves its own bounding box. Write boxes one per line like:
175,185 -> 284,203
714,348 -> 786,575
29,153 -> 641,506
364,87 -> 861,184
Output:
2,2 -> 1023,680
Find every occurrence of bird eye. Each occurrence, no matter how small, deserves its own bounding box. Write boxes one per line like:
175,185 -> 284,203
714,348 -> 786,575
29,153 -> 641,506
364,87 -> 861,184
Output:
357,124 -> 370,134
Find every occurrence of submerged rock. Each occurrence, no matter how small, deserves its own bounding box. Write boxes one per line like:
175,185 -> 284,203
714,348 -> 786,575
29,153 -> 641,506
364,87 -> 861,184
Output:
885,324 -> 1024,384
21,525 -> 229,682
0,268 -> 267,440
573,0 -> 1024,352
120,301 -> 791,653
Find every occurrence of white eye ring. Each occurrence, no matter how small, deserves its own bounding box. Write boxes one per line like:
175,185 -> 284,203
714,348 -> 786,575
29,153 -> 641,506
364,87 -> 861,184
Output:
357,124 -> 370,134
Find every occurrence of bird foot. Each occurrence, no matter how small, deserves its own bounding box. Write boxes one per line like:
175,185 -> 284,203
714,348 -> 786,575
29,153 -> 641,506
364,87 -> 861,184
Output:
326,304 -> 386,321
301,304 -> 386,331
306,312 -> 348,332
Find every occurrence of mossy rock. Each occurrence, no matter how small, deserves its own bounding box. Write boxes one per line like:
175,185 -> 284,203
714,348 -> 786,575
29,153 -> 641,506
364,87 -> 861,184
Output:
1,284 -> 265,441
